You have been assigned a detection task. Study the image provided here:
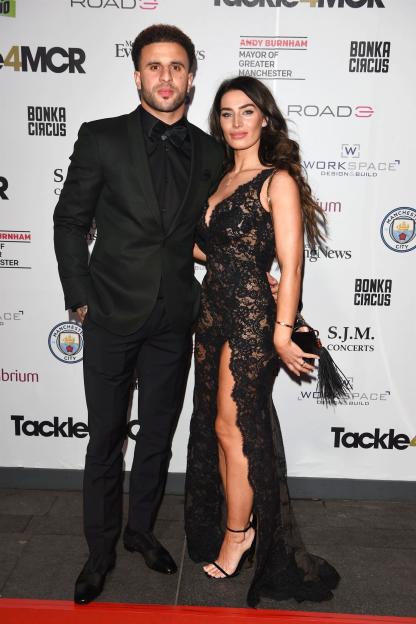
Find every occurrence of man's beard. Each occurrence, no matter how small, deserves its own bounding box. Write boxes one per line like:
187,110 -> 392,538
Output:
140,84 -> 187,114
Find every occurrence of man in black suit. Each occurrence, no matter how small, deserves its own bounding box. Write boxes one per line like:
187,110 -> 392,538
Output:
54,24 -> 224,605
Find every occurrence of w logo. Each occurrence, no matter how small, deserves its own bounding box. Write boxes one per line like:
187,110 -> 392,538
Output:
341,144 -> 360,158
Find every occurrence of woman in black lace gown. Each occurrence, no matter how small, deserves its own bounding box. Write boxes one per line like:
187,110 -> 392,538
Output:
184,76 -> 339,607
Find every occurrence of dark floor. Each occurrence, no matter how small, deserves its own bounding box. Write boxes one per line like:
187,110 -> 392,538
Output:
0,489 -> 415,617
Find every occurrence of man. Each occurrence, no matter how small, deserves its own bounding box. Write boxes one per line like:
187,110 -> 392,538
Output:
54,24 -> 224,605
54,24 -> 277,605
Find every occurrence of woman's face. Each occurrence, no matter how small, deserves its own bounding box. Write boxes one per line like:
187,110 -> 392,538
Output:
219,89 -> 267,151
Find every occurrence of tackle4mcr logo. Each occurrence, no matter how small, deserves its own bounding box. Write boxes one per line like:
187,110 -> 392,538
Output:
0,1 -> 16,17
0,45 -> 86,73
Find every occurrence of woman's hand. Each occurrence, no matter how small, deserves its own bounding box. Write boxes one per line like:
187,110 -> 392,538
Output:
193,243 -> 206,262
274,336 -> 318,377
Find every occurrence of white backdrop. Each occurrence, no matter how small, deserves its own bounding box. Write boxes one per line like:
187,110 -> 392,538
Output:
1,0 -> 415,483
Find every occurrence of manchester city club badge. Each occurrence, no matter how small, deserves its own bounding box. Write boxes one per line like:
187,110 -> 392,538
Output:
48,321 -> 84,363
380,207 -> 416,253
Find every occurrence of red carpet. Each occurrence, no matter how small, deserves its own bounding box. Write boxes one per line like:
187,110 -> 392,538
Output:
0,600 -> 415,624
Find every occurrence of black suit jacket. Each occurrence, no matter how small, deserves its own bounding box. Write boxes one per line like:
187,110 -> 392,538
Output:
53,107 -> 224,335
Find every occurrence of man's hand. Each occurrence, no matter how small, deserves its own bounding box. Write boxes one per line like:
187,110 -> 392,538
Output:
267,273 -> 279,301
76,305 -> 88,323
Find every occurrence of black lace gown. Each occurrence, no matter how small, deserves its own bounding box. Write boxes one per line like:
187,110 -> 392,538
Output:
184,169 -> 340,607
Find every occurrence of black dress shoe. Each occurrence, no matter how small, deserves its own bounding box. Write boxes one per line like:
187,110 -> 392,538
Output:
123,527 -> 177,574
74,554 -> 115,605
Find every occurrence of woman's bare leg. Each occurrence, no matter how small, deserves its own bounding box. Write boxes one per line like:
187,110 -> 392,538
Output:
218,444 -> 227,502
203,342 -> 255,578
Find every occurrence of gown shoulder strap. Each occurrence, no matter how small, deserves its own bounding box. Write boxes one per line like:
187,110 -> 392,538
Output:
265,168 -> 279,211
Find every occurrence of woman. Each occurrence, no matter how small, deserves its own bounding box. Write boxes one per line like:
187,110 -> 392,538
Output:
184,76 -> 339,607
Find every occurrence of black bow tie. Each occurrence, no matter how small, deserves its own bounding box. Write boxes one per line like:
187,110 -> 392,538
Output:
149,121 -> 188,149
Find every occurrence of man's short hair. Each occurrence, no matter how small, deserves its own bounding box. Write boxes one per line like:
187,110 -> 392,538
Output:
132,24 -> 196,72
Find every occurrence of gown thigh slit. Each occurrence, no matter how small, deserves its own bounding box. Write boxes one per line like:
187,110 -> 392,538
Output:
185,169 -> 340,607
216,340 -> 254,526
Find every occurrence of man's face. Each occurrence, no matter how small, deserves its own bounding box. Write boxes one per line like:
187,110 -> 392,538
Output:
134,42 -> 193,116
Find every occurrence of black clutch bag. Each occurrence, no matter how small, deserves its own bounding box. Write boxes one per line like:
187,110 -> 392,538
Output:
292,313 -> 351,406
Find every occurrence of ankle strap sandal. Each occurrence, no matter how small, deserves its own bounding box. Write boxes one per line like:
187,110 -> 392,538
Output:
226,521 -> 252,534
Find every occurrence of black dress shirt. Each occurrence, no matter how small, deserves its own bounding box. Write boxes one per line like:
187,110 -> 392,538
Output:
139,106 -> 191,234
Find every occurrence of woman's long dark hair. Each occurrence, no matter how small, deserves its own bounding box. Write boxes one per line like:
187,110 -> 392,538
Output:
209,76 -> 326,249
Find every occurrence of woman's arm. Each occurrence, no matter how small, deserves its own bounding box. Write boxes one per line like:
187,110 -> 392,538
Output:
193,243 -> 206,263
269,171 -> 317,377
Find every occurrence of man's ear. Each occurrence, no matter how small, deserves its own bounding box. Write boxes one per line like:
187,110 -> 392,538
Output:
187,73 -> 194,93
134,70 -> 142,90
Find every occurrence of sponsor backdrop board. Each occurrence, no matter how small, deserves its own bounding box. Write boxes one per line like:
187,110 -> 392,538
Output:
1,0 -> 415,485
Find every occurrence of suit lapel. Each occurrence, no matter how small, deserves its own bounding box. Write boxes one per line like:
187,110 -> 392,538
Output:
126,107 -> 162,228
165,122 -> 202,238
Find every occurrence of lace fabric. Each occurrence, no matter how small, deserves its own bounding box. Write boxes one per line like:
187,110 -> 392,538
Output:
184,169 -> 340,607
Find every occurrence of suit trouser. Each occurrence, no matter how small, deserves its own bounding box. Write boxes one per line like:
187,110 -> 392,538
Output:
81,299 -> 192,557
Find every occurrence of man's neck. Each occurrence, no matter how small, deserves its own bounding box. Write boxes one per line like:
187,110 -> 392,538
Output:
141,101 -> 186,126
